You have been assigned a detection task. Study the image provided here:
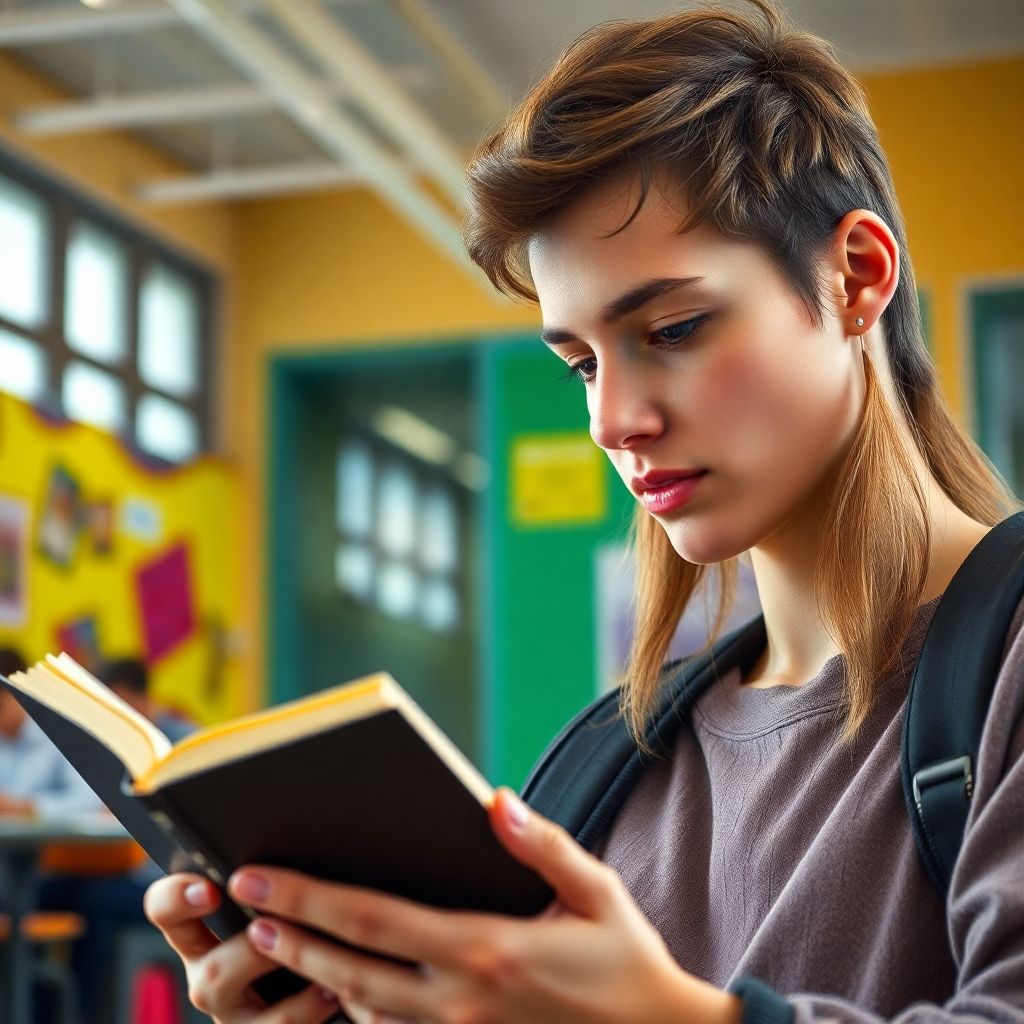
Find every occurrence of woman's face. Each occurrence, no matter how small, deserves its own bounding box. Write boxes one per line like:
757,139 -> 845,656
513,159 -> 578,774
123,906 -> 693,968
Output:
528,179 -> 865,565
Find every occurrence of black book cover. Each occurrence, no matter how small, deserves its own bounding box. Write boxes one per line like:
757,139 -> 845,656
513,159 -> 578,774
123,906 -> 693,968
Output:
142,708 -> 553,916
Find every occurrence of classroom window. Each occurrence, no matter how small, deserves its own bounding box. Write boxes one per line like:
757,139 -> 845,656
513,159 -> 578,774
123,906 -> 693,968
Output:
136,393 -> 200,464
0,330 -> 48,403
0,175 -> 49,330
65,221 -> 129,366
139,262 -> 201,398
335,438 -> 463,632
0,151 -> 216,463
63,360 -> 127,434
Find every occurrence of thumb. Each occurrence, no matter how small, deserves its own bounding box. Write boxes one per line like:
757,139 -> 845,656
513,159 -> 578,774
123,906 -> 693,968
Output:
489,787 -> 618,918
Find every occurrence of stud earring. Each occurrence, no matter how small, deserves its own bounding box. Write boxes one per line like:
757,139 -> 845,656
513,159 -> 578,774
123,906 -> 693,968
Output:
855,317 -> 865,329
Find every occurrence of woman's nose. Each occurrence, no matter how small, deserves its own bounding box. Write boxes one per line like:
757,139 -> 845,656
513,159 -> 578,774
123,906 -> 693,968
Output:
588,363 -> 665,451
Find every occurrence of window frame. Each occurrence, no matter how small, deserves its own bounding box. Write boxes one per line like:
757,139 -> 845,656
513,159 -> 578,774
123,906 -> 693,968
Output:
0,145 -> 218,461
335,427 -> 467,633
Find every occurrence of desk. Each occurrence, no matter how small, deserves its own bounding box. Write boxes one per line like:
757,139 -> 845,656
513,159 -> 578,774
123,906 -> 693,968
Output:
0,814 -> 129,1024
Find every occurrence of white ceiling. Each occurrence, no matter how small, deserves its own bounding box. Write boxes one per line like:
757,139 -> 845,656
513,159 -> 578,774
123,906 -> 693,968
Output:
1,0 -> 1020,269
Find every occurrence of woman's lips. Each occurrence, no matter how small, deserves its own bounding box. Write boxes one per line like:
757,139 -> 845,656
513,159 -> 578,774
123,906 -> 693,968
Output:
636,471 -> 708,514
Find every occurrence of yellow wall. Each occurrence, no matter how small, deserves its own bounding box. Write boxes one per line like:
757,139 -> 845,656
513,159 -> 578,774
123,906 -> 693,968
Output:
862,57 -> 1024,415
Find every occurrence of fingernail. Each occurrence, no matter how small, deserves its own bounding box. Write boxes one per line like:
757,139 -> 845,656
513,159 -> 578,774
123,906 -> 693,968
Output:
248,920 -> 278,951
184,882 -> 212,908
505,792 -> 529,830
320,988 -> 337,1003
232,871 -> 271,904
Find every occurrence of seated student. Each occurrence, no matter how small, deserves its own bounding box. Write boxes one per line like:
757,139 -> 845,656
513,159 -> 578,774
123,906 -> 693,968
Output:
0,646 -> 101,819
100,657 -> 196,744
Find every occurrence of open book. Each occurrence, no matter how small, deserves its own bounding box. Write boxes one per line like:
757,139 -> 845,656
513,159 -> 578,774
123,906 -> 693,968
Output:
2,655 -> 553,1004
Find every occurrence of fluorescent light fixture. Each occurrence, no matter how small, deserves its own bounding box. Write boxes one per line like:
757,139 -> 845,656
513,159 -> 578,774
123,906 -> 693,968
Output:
371,405 -> 457,466
452,452 -> 490,491
79,0 -> 114,8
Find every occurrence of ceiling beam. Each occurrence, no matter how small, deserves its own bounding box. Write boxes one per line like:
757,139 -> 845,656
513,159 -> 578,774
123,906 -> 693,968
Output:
0,0 -> 377,47
20,82 -> 275,134
164,0 -> 478,280
391,0 -> 506,124
16,66 -> 431,136
265,0 -> 467,210
138,161 -> 364,204
0,2 -> 200,46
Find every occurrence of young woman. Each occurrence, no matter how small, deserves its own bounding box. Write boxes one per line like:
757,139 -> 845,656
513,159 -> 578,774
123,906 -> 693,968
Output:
145,2 -> 1024,1022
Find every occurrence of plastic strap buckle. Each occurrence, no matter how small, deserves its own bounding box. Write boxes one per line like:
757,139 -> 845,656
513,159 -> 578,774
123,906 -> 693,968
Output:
912,755 -> 974,818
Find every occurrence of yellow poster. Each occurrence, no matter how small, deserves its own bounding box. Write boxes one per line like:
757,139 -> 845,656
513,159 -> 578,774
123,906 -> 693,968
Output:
511,433 -> 606,526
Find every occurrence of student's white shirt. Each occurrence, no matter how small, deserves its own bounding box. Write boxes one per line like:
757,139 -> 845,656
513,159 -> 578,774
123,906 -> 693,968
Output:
0,717 -> 101,818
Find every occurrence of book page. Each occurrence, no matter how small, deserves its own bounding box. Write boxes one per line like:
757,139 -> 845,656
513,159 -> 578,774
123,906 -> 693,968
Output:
7,656 -> 171,780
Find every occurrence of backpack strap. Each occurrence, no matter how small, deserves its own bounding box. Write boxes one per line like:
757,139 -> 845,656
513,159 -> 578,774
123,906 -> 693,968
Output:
900,510 -> 1024,898
522,615 -> 767,850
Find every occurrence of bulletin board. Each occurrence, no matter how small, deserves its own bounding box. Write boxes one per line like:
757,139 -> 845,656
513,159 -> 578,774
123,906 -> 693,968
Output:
0,393 -> 243,725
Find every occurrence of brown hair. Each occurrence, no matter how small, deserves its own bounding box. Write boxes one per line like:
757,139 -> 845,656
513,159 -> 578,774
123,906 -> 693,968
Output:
465,0 -> 1021,743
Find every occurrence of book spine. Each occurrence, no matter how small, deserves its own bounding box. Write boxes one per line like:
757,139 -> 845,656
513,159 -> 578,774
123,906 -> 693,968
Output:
137,789 -> 255,939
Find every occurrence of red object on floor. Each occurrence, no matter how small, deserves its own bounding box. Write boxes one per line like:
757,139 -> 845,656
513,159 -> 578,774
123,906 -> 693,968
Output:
132,964 -> 182,1024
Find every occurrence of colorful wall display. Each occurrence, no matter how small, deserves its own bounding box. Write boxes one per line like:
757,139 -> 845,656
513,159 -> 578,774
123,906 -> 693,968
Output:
0,393 -> 243,724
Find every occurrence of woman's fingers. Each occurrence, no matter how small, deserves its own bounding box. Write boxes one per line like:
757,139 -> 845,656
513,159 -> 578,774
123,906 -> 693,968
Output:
489,787 -> 620,919
228,867 -> 478,966
183,927 -> 283,1017
247,981 -> 341,1024
245,916 -> 433,1020
146,872 -> 295,1022
144,873 -> 223,960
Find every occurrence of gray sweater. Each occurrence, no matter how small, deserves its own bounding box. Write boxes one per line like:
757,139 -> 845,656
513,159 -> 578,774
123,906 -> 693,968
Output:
596,593 -> 1024,1024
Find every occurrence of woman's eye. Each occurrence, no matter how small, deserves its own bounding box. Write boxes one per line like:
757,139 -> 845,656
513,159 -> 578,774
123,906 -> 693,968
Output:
560,358 -> 597,384
652,314 -> 710,346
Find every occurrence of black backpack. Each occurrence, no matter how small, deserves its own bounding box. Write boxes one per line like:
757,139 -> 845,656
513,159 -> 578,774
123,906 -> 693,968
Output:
521,511 -> 1024,899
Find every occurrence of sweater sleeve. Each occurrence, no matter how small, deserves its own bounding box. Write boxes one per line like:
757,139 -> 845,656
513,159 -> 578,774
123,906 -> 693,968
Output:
737,623 -> 1024,1024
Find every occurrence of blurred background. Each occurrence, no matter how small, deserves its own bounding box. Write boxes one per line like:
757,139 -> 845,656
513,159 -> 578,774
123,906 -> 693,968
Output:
0,0 -> 1021,1017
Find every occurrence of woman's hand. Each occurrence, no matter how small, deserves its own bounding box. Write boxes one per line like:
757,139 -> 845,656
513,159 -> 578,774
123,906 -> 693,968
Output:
224,788 -> 743,1024
143,872 -> 343,1023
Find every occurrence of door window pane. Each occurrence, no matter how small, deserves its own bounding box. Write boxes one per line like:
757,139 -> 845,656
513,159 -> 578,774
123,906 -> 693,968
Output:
136,392 -> 199,463
65,221 -> 128,365
337,442 -> 373,537
139,263 -> 200,397
421,485 -> 458,573
0,176 -> 49,329
377,465 -> 416,557
377,560 -> 417,619
62,360 -> 126,433
0,330 -> 47,403
336,543 -> 374,599
421,578 -> 459,632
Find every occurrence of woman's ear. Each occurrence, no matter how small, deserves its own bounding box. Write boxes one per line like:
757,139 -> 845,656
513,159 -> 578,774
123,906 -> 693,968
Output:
832,209 -> 900,335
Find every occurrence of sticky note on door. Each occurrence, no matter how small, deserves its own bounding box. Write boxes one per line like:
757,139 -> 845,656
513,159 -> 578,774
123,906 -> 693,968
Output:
511,433 -> 606,526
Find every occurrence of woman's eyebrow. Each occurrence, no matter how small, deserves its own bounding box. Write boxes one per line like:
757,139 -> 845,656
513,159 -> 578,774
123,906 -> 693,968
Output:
541,276 -> 705,346
600,276 -> 704,323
